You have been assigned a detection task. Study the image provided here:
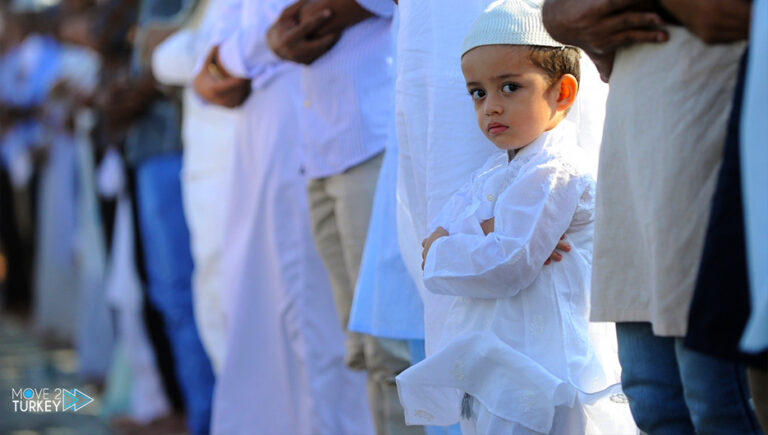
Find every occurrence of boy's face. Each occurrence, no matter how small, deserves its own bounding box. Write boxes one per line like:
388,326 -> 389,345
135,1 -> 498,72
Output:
461,45 -> 562,152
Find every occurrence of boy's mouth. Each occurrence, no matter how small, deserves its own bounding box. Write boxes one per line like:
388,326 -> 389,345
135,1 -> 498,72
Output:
487,122 -> 508,135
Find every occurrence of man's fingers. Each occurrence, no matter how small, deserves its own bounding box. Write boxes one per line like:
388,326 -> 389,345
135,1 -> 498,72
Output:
286,8 -> 333,42
600,28 -> 667,53
601,11 -> 663,35
302,32 -> 340,57
603,0 -> 655,15
555,240 -> 571,252
279,0 -> 306,22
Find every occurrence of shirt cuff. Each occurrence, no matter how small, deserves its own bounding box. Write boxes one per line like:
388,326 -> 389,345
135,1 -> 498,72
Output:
217,35 -> 250,78
217,32 -> 282,79
356,0 -> 394,18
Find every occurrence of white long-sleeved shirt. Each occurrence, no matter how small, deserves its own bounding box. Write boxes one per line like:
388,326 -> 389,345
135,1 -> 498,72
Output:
215,0 -> 394,178
423,123 -> 593,298
397,123 -> 634,433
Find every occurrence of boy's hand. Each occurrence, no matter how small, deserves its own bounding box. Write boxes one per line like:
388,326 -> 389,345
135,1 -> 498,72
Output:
421,227 -> 449,270
480,217 -> 495,235
545,235 -> 571,265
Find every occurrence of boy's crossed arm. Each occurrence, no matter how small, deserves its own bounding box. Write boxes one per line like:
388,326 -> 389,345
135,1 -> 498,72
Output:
421,220 -> 570,270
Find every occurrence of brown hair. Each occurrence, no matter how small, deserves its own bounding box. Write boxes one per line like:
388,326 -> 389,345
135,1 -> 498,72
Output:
527,46 -> 581,85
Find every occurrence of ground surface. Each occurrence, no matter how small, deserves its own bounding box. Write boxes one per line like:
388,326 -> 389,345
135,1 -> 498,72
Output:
0,315 -> 112,435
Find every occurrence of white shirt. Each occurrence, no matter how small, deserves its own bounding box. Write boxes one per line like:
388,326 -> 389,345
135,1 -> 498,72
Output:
216,0 -> 394,178
397,123 -> 633,433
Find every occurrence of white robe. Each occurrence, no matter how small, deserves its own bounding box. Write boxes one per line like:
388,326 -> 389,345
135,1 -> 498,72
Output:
397,123 -> 633,434
394,1 -> 606,355
209,1 -> 372,433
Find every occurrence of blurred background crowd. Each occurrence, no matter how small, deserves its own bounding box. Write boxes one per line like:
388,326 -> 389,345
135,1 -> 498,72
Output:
0,0 -> 217,433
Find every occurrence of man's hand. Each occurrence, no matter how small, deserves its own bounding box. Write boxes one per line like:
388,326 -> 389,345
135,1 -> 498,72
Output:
542,0 -> 668,81
267,0 -> 340,65
193,46 -> 252,108
299,0 -> 374,38
421,227 -> 449,270
660,0 -> 750,44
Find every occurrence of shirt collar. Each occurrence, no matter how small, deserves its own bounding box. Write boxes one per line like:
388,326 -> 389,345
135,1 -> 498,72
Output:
509,127 -> 553,163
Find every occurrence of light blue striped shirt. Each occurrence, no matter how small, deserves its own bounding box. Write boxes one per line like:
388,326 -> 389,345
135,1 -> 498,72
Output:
217,0 -> 394,178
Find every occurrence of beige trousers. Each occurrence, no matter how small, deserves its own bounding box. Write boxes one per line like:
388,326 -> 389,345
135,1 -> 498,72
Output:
307,152 -> 422,435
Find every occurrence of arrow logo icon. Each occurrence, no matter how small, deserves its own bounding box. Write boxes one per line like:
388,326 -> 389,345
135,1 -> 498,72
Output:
62,389 -> 94,412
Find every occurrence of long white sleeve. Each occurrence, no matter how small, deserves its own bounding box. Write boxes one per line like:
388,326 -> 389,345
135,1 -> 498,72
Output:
153,29 -> 196,86
216,0 -> 287,88
423,152 -> 588,299
356,0 -> 395,18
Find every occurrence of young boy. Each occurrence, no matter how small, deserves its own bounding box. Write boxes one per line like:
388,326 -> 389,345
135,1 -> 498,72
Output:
396,1 -> 635,434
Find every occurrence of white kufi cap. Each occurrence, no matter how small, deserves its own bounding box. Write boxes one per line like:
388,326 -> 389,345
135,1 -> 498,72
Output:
461,0 -> 564,57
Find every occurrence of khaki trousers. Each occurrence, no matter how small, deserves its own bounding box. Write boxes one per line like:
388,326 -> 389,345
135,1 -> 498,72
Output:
307,152 -> 422,435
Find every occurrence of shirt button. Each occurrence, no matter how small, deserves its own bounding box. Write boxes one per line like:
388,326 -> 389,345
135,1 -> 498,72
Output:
487,194 -> 494,201
304,99 -> 311,108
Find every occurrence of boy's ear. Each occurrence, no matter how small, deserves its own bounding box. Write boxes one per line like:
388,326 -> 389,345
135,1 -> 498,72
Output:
555,74 -> 578,112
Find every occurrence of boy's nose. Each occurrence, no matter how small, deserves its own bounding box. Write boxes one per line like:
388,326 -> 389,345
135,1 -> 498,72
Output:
484,100 -> 503,116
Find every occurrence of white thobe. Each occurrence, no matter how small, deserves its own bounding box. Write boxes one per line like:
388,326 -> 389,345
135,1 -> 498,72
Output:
397,123 -> 633,434
590,28 -> 745,336
207,1 -> 372,434
394,0 -> 607,355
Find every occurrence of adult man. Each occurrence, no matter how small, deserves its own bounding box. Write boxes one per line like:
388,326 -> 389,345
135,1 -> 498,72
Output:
543,0 -> 758,432
104,0 -> 216,433
262,2 -> 416,433
193,1 -> 378,433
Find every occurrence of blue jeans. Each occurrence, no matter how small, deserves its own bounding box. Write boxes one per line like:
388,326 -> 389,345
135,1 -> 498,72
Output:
136,154 -> 215,434
617,322 -> 761,435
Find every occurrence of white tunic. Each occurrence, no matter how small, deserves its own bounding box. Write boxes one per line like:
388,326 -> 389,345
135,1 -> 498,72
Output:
209,1 -> 372,434
590,28 -> 745,336
397,123 -> 633,434
394,2 -> 607,356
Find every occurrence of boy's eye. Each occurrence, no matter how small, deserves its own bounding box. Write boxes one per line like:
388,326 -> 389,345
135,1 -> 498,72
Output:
502,83 -> 521,93
469,88 -> 486,100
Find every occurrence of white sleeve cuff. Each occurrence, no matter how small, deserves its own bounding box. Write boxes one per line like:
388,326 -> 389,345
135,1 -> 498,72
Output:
356,0 -> 394,18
